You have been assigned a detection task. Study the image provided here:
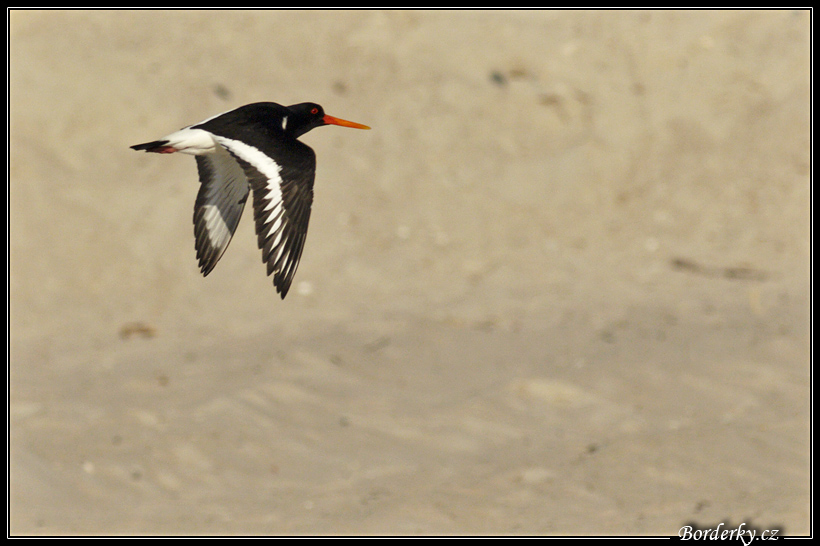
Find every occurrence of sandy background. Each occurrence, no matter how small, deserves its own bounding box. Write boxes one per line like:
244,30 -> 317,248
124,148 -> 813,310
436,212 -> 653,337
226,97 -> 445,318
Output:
9,10 -> 810,536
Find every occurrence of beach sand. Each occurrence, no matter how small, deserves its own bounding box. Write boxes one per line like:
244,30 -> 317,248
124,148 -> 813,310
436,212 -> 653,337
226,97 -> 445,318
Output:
10,10 -> 810,535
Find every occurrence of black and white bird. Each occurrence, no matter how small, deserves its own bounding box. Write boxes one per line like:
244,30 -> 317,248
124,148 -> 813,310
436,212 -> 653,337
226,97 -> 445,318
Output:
131,102 -> 370,299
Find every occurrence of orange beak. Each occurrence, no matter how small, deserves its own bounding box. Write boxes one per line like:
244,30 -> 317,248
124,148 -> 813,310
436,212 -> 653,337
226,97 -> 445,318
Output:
323,114 -> 370,130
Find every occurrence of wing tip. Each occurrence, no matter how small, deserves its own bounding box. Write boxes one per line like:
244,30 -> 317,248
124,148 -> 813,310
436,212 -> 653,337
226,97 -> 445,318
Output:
199,263 -> 215,277
273,276 -> 292,299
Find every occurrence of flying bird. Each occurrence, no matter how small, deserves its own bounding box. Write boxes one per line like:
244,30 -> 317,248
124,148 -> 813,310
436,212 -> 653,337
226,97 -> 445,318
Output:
131,102 -> 370,298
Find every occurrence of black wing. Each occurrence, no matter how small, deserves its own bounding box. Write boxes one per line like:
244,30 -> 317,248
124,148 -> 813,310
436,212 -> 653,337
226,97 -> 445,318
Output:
213,135 -> 315,299
192,144 -> 250,276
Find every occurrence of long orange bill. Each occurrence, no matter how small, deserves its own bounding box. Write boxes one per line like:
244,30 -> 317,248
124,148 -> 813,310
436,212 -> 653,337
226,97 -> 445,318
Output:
323,114 -> 371,130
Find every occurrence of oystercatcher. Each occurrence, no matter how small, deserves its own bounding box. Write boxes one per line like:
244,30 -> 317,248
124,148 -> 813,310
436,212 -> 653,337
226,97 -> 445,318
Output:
131,102 -> 370,298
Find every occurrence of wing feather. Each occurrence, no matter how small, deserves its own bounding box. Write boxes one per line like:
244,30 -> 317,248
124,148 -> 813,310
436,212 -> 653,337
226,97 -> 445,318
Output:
214,136 -> 315,299
193,144 -> 250,276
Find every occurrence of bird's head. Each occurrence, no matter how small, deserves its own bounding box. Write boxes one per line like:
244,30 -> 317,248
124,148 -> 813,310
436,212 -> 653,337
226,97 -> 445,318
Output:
287,103 -> 370,137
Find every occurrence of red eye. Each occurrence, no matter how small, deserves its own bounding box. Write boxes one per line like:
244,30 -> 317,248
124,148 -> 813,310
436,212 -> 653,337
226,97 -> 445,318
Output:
311,108 -> 319,114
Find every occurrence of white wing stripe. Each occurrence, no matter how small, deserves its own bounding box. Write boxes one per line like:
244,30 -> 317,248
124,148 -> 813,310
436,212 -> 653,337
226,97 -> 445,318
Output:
212,135 -> 284,203
202,204 -> 230,245
266,208 -> 284,231
262,198 -> 279,212
192,144 -> 251,276
269,226 -> 285,250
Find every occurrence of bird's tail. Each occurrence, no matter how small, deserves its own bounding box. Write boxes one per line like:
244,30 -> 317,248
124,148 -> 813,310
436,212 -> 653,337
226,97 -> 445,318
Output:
130,140 -> 177,154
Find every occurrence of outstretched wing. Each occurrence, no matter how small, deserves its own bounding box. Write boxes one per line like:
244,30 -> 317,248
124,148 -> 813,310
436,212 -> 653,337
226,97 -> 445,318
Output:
212,135 -> 315,299
193,143 -> 250,276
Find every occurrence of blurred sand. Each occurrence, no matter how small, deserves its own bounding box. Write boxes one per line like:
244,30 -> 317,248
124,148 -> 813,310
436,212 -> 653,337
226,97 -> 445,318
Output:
9,10 -> 810,535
